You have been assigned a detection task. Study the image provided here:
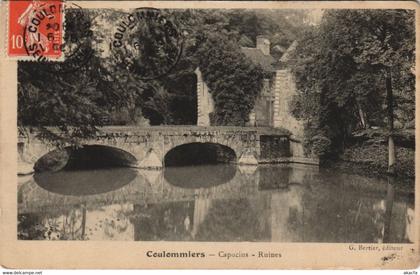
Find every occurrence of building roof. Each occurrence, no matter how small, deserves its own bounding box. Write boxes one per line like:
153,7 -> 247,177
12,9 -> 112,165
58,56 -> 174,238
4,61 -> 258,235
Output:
240,47 -> 276,72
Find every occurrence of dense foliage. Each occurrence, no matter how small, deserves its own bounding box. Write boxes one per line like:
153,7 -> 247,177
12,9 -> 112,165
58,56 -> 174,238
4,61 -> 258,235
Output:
196,33 -> 264,125
18,9 -> 110,143
18,8 -> 310,141
290,10 -> 415,157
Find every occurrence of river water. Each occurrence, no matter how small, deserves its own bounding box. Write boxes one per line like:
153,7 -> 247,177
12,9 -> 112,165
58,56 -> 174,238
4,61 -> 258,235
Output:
18,164 -> 414,242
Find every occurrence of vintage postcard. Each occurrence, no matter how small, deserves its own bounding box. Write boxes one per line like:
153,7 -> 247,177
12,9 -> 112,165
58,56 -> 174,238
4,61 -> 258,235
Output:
0,0 -> 419,269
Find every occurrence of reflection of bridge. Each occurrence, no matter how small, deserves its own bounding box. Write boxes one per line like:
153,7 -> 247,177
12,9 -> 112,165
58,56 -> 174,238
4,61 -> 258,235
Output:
18,126 -> 318,171
20,164 -> 404,214
18,164 -> 319,213
18,164 -> 412,242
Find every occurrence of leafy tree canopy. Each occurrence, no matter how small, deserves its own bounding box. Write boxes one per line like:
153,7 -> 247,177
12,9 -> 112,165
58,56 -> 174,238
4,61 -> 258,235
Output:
290,9 -> 415,157
18,8 -> 311,143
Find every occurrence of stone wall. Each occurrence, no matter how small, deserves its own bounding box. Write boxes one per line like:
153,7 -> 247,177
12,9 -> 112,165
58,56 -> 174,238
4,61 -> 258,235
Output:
193,64 -> 312,161
272,69 -> 306,158
260,135 -> 290,160
273,69 -> 304,137
248,78 -> 275,127
195,68 -> 214,126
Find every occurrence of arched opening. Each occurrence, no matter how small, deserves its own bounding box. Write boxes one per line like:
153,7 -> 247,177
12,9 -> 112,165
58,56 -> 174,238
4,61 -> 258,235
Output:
34,145 -> 137,172
33,145 -> 138,196
164,142 -> 236,167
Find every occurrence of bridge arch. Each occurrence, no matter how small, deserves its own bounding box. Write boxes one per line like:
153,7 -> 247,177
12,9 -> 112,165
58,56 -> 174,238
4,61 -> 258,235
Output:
34,144 -> 138,172
163,142 -> 237,167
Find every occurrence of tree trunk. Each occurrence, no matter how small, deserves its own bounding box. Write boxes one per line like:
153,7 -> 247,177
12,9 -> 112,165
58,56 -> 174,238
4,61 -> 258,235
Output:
81,204 -> 87,240
357,101 -> 368,129
386,67 -> 396,175
383,178 -> 395,243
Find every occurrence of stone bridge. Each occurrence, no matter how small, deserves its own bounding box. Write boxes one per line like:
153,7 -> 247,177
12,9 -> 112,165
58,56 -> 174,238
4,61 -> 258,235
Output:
18,126 -> 317,173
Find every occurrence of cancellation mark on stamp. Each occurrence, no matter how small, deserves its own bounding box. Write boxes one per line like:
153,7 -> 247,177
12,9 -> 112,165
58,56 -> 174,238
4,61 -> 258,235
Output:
43,3 -> 95,73
8,0 -> 64,60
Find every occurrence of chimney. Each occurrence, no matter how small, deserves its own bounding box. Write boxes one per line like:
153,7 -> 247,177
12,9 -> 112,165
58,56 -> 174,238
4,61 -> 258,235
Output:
256,35 -> 270,56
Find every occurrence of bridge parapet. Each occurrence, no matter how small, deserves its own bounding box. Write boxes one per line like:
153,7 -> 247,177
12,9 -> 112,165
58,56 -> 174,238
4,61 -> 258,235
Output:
94,126 -> 290,136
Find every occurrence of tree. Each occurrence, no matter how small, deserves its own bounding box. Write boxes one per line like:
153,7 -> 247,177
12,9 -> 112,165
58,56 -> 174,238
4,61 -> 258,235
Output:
343,10 -> 415,174
18,8 -> 310,140
290,10 -> 415,166
18,9 -> 110,144
195,32 -> 265,125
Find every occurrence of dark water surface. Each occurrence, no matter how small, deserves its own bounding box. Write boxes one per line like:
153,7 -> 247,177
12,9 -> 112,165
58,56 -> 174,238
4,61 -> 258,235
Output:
18,164 -> 414,242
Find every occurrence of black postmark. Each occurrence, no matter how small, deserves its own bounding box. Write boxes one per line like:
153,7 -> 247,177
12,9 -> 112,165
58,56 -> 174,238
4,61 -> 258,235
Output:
23,2 -> 94,73
47,3 -> 94,73
111,8 -> 184,80
21,1 -> 64,61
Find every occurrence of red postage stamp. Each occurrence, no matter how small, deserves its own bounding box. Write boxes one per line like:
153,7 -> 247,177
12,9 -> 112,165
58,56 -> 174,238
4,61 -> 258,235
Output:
8,0 -> 64,60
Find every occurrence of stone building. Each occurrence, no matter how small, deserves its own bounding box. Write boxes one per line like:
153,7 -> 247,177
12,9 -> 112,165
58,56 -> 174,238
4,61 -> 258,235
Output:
195,36 -> 304,139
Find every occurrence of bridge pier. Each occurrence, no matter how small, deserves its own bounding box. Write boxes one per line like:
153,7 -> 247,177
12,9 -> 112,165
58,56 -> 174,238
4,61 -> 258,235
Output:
137,149 -> 163,169
18,136 -> 56,175
238,148 -> 259,165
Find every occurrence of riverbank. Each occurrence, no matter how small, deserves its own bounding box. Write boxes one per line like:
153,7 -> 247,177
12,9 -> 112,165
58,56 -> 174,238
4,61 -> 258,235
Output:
322,143 -> 415,187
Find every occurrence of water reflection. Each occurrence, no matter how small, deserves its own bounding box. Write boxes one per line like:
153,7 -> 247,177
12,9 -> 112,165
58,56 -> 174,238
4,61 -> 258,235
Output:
18,203 -> 134,240
164,164 -> 236,188
130,202 -> 194,241
34,168 -> 137,196
18,164 -> 414,243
